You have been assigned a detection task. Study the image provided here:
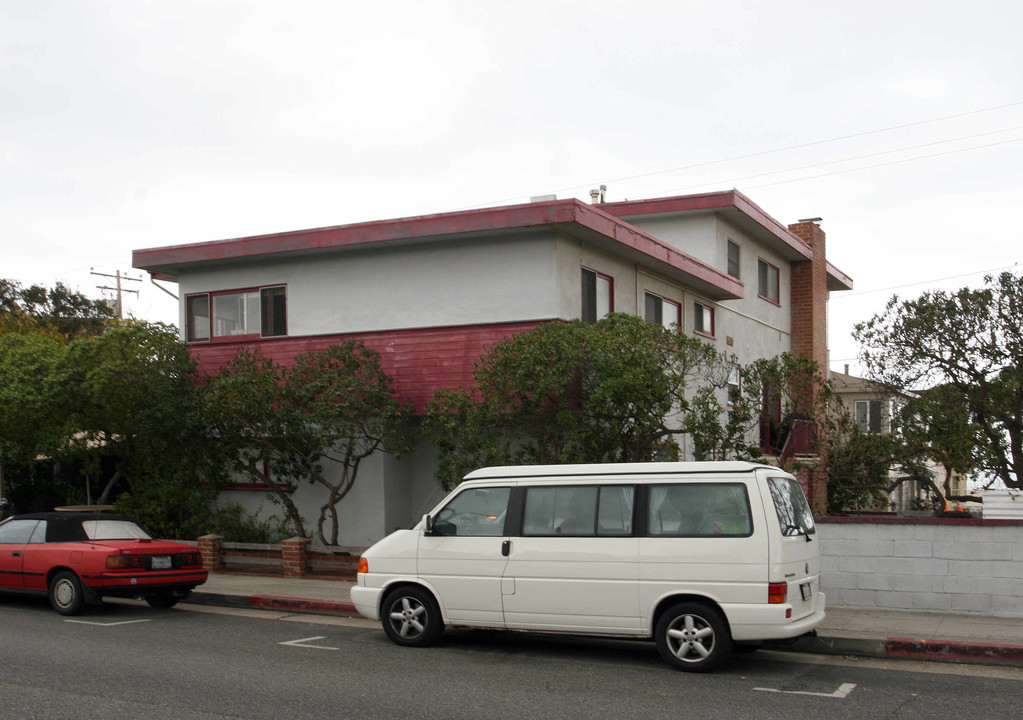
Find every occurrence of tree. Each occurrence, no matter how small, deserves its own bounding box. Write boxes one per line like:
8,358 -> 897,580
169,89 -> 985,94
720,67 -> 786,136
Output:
424,314 -> 749,490
855,272 -> 1023,489
206,342 -> 413,544
0,331 -> 69,465
896,384 -> 980,499
59,321 -> 218,504
1,279 -> 115,337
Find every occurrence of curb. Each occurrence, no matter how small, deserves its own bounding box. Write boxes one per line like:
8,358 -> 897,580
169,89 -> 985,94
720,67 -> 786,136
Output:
187,591 -> 360,618
776,634 -> 1023,668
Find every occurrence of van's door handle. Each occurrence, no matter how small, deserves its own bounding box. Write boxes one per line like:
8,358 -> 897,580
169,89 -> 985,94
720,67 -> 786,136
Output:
11,551 -> 21,557
501,540 -> 511,557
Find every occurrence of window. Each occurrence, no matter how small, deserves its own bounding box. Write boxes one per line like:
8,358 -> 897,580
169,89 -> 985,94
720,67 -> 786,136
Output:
649,484 -> 752,537
854,400 -> 882,434
727,363 -> 741,405
693,301 -> 714,337
213,291 -> 260,337
644,292 -> 681,329
0,519 -> 40,544
185,285 -> 288,342
758,260 -> 780,304
727,240 -> 741,279
186,294 -> 210,342
581,268 -> 612,323
767,476 -> 816,537
523,485 -> 634,537
260,286 -> 288,337
433,487 -> 511,537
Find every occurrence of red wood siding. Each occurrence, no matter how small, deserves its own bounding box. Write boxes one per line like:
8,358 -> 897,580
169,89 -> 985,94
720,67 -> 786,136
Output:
189,321 -> 547,412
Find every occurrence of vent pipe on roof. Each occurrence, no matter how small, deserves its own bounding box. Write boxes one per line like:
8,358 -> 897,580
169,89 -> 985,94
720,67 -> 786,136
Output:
589,185 -> 607,204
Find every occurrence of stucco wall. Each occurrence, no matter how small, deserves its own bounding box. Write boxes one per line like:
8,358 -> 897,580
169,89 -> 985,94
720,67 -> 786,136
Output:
177,231 -> 563,336
818,517 -> 1023,617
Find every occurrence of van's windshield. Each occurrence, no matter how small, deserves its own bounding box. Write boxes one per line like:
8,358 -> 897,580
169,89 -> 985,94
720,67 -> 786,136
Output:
766,476 -> 815,537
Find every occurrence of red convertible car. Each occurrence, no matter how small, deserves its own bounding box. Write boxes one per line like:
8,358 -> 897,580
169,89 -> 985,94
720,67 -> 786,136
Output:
0,512 -> 208,615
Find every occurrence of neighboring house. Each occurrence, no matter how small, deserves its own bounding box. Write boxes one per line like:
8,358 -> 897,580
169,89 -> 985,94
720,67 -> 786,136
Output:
830,367 -> 969,513
133,189 -> 853,545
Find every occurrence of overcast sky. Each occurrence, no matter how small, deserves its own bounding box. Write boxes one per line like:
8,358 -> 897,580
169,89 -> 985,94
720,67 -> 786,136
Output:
3,0 -> 1021,374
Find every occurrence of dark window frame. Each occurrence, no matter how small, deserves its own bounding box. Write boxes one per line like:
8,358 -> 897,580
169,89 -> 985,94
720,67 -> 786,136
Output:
184,285 -> 288,343
581,267 -> 614,323
693,300 -> 715,338
644,292 -> 681,329
727,239 -> 741,279
757,259 -> 780,305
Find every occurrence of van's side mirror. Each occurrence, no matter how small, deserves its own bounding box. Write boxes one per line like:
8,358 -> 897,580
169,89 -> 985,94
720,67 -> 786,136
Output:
423,514 -> 436,535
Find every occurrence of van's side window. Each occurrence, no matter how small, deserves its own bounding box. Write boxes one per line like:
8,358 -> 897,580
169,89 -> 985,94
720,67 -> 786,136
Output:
649,484 -> 752,537
434,487 -> 511,536
523,486 -> 634,536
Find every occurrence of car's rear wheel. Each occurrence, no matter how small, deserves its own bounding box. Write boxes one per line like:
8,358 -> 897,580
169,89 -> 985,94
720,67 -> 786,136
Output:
49,570 -> 86,616
655,601 -> 732,672
381,586 -> 444,647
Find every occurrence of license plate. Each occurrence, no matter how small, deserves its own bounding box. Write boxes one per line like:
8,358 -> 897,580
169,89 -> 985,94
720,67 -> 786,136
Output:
800,582 -> 812,601
152,556 -> 172,570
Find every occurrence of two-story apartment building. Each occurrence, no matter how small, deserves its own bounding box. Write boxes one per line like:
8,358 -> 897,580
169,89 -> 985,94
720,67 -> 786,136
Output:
133,189 -> 852,545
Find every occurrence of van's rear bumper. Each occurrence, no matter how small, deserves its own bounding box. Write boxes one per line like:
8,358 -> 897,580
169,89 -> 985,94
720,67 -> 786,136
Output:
727,592 -> 826,642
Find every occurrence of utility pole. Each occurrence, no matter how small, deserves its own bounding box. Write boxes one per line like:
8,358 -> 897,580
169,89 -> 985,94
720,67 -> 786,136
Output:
91,269 -> 141,319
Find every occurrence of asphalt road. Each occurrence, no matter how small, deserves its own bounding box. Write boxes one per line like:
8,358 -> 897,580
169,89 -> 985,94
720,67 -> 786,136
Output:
1,594 -> 1021,720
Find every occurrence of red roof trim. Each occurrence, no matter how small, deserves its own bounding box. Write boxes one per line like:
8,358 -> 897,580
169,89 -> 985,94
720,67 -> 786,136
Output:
132,199 -> 742,300
599,189 -> 812,261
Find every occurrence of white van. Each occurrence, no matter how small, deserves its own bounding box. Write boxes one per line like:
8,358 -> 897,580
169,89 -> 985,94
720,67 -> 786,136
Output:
353,462 -> 825,672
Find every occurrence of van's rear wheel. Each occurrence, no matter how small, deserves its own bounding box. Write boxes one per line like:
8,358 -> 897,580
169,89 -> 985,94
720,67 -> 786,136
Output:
655,601 -> 732,672
381,587 -> 444,647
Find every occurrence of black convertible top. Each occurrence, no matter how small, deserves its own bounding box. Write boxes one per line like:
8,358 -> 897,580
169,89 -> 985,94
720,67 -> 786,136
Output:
4,512 -> 140,543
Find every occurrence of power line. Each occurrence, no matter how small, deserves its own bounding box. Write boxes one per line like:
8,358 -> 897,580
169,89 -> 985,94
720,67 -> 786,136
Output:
831,263 -> 1021,300
637,126 -> 1023,198
741,136 -> 1023,191
451,99 -> 1023,210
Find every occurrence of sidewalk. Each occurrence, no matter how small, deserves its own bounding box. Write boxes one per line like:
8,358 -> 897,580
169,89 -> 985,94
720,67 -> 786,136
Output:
186,572 -> 1023,668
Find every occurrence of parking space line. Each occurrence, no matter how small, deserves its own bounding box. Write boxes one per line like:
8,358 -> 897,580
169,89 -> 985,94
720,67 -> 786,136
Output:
279,635 -> 340,651
754,682 -> 857,698
65,619 -> 153,627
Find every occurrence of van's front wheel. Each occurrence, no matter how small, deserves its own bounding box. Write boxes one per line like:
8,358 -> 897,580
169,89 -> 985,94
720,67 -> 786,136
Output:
381,587 -> 444,647
655,602 -> 732,672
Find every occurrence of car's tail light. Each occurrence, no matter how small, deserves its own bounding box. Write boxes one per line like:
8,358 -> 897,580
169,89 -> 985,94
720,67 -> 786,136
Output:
107,555 -> 145,570
358,557 -> 369,574
768,582 -> 788,604
181,553 -> 201,567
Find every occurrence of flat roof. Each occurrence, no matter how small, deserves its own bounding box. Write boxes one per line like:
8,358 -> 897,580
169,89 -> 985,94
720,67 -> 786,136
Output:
133,198 -> 745,301
601,190 -> 853,292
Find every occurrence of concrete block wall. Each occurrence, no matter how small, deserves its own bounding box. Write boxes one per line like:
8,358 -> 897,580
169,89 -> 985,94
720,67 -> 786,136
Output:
818,517 -> 1023,617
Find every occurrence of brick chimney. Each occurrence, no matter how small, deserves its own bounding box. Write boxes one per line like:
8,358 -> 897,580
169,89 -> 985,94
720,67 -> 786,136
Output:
787,217 -> 830,514
787,218 -> 828,374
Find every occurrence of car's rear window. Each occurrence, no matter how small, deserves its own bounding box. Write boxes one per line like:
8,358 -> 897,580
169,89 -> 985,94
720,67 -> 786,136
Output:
81,520 -> 151,540
767,476 -> 816,536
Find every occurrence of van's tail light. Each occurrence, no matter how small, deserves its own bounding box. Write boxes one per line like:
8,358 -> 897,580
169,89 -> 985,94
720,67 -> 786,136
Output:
358,557 -> 369,574
768,582 -> 788,604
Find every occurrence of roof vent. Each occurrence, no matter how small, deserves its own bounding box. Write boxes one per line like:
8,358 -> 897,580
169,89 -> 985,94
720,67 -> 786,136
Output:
589,185 -> 607,204
530,194 -> 557,203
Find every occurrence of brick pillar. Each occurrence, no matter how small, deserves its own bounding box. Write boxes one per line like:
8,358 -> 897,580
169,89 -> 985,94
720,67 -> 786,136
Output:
788,219 -> 830,513
787,219 -> 828,374
198,534 -> 224,572
281,537 -> 310,578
